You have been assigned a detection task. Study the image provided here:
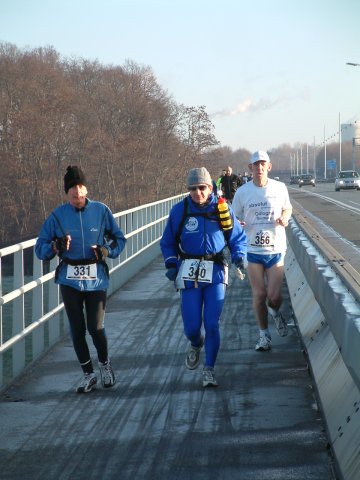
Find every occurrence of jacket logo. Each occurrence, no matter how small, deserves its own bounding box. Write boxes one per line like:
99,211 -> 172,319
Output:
185,217 -> 198,232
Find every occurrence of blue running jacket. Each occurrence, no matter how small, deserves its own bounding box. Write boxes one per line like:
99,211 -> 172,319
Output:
35,199 -> 126,291
160,193 -> 247,287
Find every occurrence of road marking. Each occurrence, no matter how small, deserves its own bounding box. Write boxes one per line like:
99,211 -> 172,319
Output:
289,187 -> 360,214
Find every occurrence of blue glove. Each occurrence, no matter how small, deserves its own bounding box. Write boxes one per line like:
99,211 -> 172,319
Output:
165,267 -> 177,281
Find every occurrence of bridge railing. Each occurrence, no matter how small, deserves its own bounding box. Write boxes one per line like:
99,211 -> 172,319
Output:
0,194 -> 186,391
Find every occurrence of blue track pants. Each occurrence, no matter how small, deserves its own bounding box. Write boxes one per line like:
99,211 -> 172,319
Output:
180,283 -> 225,368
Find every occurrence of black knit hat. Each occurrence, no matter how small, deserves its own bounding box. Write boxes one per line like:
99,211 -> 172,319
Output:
64,165 -> 86,193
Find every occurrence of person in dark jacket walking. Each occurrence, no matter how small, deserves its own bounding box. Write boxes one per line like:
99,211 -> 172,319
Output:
160,167 -> 247,387
220,166 -> 242,202
35,165 -> 126,393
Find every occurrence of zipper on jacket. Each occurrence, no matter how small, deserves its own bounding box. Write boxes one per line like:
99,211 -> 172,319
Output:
79,211 -> 86,259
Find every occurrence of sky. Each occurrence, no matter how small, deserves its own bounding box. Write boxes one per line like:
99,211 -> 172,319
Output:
1,0 -> 359,153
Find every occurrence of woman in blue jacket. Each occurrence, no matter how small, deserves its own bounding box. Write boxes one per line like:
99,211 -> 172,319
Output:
35,166 -> 126,393
160,167 -> 247,387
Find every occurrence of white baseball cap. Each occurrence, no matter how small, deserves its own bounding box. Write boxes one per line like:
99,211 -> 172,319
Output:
250,150 -> 270,164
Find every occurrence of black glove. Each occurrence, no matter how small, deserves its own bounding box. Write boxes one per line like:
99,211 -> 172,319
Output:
53,236 -> 69,255
93,245 -> 109,262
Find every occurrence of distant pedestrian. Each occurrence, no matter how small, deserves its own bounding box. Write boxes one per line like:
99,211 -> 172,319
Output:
35,165 -> 126,393
212,178 -> 218,196
216,169 -> 226,196
220,166 -> 242,202
160,167 -> 247,387
232,151 -> 292,351
241,171 -> 249,184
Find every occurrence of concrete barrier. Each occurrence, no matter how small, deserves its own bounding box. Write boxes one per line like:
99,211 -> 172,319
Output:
285,220 -> 360,480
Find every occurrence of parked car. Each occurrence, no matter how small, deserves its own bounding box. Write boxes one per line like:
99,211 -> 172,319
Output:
290,175 -> 300,184
334,170 -> 360,191
298,174 -> 315,187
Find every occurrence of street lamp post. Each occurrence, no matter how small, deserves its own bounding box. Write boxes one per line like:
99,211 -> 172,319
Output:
313,137 -> 316,177
324,125 -> 327,180
306,143 -> 309,174
339,112 -> 341,173
296,150 -> 299,175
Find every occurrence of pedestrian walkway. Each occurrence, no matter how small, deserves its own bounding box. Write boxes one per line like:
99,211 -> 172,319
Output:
0,257 -> 336,480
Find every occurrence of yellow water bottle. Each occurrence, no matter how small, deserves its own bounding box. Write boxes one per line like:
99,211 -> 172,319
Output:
217,197 -> 232,230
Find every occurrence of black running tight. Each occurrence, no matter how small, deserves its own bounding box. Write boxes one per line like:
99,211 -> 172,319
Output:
60,285 -> 108,368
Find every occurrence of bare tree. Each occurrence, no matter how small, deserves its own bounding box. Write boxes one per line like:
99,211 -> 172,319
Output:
0,42 -> 222,246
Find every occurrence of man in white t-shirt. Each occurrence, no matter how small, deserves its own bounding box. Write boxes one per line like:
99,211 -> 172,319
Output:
232,150 -> 292,351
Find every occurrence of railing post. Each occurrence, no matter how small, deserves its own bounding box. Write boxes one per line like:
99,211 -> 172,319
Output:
0,256 -> 3,386
12,250 -> 25,376
32,248 -> 45,359
48,256 -> 61,346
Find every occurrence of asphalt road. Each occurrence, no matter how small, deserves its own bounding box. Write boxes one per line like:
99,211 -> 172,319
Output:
0,257 -> 336,480
288,182 -> 360,248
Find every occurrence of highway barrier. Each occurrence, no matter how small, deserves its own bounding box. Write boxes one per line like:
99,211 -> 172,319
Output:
285,209 -> 360,480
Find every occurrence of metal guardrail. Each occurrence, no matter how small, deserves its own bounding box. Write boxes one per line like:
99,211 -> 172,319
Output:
287,208 -> 360,480
0,194 -> 186,391
293,207 -> 360,301
289,206 -> 360,391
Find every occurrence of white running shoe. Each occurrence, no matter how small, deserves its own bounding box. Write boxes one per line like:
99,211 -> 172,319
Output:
185,336 -> 204,370
272,312 -> 288,337
76,372 -> 97,393
255,334 -> 272,351
99,360 -> 115,388
202,367 -> 218,387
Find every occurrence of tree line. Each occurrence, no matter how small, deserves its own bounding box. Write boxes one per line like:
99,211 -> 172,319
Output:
0,42 -> 228,247
0,42 -> 356,247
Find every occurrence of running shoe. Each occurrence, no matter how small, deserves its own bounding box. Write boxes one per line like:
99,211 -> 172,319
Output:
76,372 -> 97,393
202,366 -> 218,387
99,360 -> 116,388
255,334 -> 272,351
272,312 -> 288,337
185,336 -> 204,370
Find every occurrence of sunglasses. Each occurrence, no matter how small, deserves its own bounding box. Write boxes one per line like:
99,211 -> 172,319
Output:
189,185 -> 208,192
